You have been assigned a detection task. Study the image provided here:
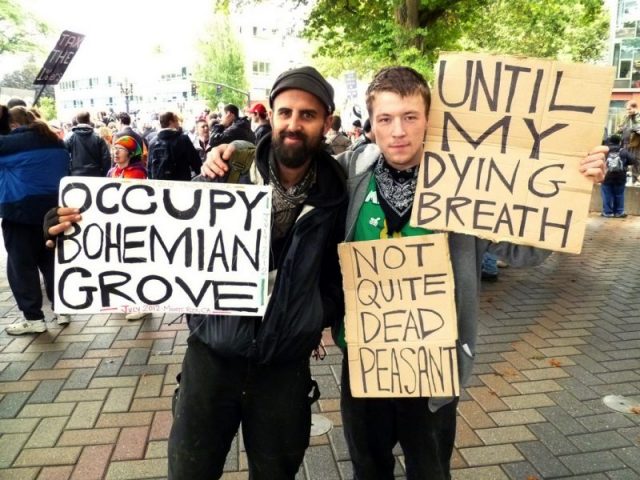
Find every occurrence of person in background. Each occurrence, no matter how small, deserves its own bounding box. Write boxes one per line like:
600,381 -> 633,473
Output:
97,125 -> 113,146
65,111 -> 111,177
325,115 -> 351,154
147,111 -> 201,180
107,135 -> 146,179
349,118 -> 363,142
618,100 -> 639,149
601,133 -> 636,217
191,118 -> 212,163
348,118 -> 374,152
0,106 -> 71,335
248,103 -> 272,143
7,98 -> 27,109
114,112 -> 147,164
209,104 -> 256,148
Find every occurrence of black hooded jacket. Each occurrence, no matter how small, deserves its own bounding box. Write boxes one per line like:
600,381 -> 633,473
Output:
190,134 -> 347,364
209,117 -> 256,148
65,124 -> 111,177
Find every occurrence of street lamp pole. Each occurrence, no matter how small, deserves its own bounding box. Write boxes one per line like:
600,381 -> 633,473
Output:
120,79 -> 134,114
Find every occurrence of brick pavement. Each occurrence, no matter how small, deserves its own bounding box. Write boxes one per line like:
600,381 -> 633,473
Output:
0,214 -> 639,480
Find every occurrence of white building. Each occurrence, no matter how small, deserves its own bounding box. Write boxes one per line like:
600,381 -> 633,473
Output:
231,2 -> 313,106
53,1 -> 314,123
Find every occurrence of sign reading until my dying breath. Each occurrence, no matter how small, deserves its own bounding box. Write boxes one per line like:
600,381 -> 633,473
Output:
54,177 -> 272,316
338,234 -> 459,398
410,52 -> 615,254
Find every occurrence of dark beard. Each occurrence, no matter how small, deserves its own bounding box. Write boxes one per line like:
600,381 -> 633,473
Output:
272,130 -> 323,168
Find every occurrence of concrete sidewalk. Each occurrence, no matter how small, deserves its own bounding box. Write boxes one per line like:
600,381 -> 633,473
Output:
0,214 -> 639,480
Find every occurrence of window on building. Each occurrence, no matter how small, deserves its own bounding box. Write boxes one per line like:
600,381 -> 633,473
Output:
252,61 -> 271,75
619,0 -> 640,26
620,60 -> 632,79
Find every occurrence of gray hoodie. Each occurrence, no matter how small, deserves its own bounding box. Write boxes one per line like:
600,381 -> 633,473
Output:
335,144 -> 551,411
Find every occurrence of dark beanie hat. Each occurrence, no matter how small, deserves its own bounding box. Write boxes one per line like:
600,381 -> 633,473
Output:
269,66 -> 335,114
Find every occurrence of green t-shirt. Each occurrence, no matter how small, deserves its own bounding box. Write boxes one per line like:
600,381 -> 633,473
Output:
337,174 -> 433,348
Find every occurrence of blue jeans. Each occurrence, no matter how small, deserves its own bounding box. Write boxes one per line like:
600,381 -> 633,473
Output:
1,219 -> 55,320
601,183 -> 625,215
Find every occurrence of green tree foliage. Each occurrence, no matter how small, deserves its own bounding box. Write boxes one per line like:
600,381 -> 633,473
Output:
1,61 -> 55,98
263,0 -> 608,79
195,13 -> 249,108
0,0 -> 49,55
458,0 -> 610,63
37,96 -> 56,121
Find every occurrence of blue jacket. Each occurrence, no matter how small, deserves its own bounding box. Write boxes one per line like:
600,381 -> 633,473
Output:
0,127 -> 69,224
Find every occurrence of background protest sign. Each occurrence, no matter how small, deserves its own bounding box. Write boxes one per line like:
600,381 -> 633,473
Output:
338,234 -> 459,398
34,31 -> 85,86
410,52 -> 615,254
54,177 -> 271,316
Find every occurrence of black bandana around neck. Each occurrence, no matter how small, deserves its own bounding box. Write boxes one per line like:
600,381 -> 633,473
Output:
374,155 -> 418,234
268,150 -> 316,241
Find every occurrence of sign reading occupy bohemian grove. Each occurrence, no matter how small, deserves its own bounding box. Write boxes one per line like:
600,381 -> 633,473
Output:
54,177 -> 272,316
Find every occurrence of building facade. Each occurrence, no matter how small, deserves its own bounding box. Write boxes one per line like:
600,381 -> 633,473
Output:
53,1 -> 312,124
608,0 -> 640,133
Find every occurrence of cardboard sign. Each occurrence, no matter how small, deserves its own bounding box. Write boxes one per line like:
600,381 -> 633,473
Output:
410,52 -> 615,254
34,30 -> 85,86
338,234 -> 459,398
54,177 -> 271,316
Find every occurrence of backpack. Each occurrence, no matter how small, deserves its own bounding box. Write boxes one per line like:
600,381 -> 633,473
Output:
606,151 -> 624,174
148,136 -> 176,180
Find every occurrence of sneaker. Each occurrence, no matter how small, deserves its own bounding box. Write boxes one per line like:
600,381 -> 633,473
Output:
6,319 -> 47,335
601,213 -> 614,217
125,312 -> 150,321
55,314 -> 71,326
614,213 -> 628,218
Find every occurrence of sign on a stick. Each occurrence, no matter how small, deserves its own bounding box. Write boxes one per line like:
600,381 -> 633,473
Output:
339,234 -> 459,398
34,30 -> 85,86
410,52 -> 615,254
54,178 -> 272,317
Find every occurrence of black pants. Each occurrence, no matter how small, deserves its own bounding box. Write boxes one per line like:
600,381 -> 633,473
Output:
168,337 -> 312,480
2,219 -> 54,320
341,356 -> 458,480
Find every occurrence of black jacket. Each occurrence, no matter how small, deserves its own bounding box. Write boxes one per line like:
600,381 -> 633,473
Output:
190,134 -> 348,364
254,123 -> 272,144
603,144 -> 636,185
209,117 -> 256,147
65,124 -> 111,176
148,129 -> 201,181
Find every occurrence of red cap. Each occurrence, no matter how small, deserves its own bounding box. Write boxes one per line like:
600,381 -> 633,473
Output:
248,103 -> 267,114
